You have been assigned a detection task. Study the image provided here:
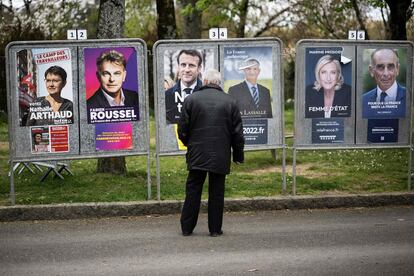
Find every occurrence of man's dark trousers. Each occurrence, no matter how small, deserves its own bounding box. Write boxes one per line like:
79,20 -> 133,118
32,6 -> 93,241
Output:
180,170 -> 225,234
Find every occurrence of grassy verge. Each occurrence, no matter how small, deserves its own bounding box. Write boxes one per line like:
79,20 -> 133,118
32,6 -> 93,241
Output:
0,108 -> 411,206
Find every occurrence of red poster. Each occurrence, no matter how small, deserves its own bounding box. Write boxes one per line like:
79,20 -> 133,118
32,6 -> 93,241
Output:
50,125 -> 69,152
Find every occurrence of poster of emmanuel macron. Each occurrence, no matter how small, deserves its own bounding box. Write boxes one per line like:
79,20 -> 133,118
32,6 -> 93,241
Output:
84,47 -> 139,124
224,46 -> 273,118
163,49 -> 215,124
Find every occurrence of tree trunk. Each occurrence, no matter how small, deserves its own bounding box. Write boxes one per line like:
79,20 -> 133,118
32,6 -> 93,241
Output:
236,0 -> 249,38
156,0 -> 178,39
96,0 -> 126,174
179,0 -> 202,39
97,0 -> 125,39
97,156 -> 127,175
385,0 -> 411,40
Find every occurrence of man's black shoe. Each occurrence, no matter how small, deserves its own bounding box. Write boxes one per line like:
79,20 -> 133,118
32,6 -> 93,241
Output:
209,230 -> 223,237
182,231 -> 193,236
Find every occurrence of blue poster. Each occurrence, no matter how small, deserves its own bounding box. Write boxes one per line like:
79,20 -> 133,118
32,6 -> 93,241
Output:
243,119 -> 268,145
312,118 -> 344,144
361,48 -> 407,119
362,98 -> 405,119
223,46 -> 273,119
367,119 -> 399,143
305,47 -> 352,119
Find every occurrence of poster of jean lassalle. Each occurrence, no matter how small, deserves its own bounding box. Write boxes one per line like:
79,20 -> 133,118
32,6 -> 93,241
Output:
223,46 -> 273,119
18,48 -> 74,127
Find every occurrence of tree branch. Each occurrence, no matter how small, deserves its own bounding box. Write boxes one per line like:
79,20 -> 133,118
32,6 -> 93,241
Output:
350,0 -> 370,40
253,6 -> 291,37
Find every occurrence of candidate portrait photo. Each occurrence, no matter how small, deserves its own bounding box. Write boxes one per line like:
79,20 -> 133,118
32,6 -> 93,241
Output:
163,48 -> 214,124
84,47 -> 139,124
304,49 -> 352,119
224,46 -> 273,119
18,48 -> 74,126
361,48 -> 407,119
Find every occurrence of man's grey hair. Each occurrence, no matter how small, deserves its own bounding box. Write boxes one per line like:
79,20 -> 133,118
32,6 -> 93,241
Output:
202,69 -> 222,86
370,48 -> 400,66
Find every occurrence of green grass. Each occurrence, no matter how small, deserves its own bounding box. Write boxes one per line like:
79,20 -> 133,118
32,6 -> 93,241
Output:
0,108 -> 411,206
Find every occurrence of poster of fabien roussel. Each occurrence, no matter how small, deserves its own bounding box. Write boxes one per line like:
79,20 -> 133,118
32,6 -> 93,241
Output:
17,48 -> 73,154
84,47 -> 139,151
304,47 -> 352,144
361,48 -> 407,143
223,46 -> 273,145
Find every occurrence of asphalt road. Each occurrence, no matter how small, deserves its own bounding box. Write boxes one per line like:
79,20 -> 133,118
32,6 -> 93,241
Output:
1,206 -> 413,276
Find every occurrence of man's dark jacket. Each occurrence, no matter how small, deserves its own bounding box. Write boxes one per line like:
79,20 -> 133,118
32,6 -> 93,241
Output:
87,88 -> 138,109
165,79 -> 202,124
178,84 -> 245,175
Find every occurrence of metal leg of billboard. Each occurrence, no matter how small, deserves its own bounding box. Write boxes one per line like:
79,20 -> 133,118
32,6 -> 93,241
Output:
9,161 -> 16,205
292,148 -> 297,196
408,147 -> 413,191
147,152 -> 152,200
281,146 -> 287,194
156,153 -> 161,201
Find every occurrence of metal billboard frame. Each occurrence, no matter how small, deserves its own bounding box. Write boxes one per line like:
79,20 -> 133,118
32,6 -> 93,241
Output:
6,39 -> 151,204
293,39 -> 414,194
153,38 -> 287,200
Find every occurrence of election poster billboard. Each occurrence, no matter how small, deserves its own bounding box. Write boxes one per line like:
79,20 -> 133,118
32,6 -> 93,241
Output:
154,38 -> 284,154
8,45 -> 79,159
154,41 -> 218,153
295,40 -> 413,148
163,48 -> 215,125
18,48 -> 74,127
356,45 -> 412,145
79,43 -> 148,155
82,47 -> 139,152
7,39 -> 149,162
223,46 -> 274,146
295,42 -> 355,146
305,47 -> 352,144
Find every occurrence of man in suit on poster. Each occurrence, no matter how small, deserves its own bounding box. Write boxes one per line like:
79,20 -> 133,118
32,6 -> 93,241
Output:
228,58 -> 272,118
165,49 -> 203,124
87,50 -> 138,109
362,48 -> 406,119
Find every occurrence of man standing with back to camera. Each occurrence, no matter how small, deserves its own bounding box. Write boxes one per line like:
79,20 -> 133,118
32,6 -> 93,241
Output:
178,69 -> 245,237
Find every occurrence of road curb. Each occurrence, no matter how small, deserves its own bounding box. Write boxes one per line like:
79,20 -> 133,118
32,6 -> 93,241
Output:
1,192 -> 413,222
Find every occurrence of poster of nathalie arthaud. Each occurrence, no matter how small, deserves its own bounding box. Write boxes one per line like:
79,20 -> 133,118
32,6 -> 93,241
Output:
18,48 -> 74,127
